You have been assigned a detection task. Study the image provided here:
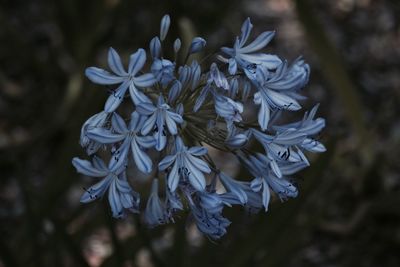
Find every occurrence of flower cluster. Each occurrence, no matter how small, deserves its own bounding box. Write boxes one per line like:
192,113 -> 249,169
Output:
72,15 -> 325,239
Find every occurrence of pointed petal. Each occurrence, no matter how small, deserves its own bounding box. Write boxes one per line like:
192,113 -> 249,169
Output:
164,113 -> 178,135
136,136 -> 156,148
80,176 -> 112,203
72,157 -> 108,177
85,67 -> 124,85
109,139 -> 131,173
262,179 -> 271,211
255,95 -> 270,131
87,128 -> 125,144
108,47 -> 127,76
183,157 -> 206,191
167,161 -> 179,192
270,160 -> 282,178
128,48 -> 146,75
186,154 -> 211,173
158,155 -> 176,171
193,86 -> 210,112
111,113 -> 128,133
240,53 -> 282,68
108,180 -> 124,218
219,172 -> 247,204
187,146 -> 207,156
240,31 -> 275,53
131,140 -> 153,173
265,89 -> 301,110
239,18 -> 253,47
134,73 -> 157,88
129,83 -> 152,105
274,129 -> 307,145
104,81 -> 130,112
228,58 -> 237,75
92,156 -> 108,171
141,113 -> 157,135
154,128 -> 167,151
136,102 -> 156,115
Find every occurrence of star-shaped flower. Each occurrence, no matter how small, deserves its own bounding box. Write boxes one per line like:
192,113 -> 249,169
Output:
85,48 -> 156,112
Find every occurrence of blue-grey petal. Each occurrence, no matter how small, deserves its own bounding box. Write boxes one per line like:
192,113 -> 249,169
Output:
128,48 -> 146,75
108,47 -> 127,76
104,81 -> 130,112
158,155 -> 176,171
72,157 -> 108,177
239,31 -> 275,54
87,128 -> 125,144
131,140 -> 153,173
111,112 -> 128,134
239,17 -> 253,47
85,67 -> 124,85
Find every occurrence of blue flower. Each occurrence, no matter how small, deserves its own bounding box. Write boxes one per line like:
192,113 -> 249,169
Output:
87,112 -> 156,173
217,172 -> 248,205
80,111 -> 109,155
164,187 -> 183,221
144,179 -> 168,227
158,137 -> 211,192
243,153 -> 298,211
188,37 -> 206,55
252,59 -> 311,130
151,58 -> 175,87
188,191 -> 231,239
74,14 -> 326,239
209,63 -> 229,90
72,156 -> 140,218
221,18 -> 281,75
136,95 -> 183,151
214,94 -> 243,123
85,48 -> 156,111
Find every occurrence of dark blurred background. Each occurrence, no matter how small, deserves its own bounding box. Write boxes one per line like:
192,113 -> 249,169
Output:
1,0 -> 400,266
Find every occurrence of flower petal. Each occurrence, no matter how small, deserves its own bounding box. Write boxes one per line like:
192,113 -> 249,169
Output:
239,31 -> 275,54
72,157 -> 108,177
104,81 -> 130,112
167,161 -> 179,192
136,102 -> 156,115
85,67 -> 124,85
111,113 -> 128,134
187,146 -> 207,156
131,140 -> 153,173
128,48 -> 146,75
80,176 -> 112,203
134,73 -> 157,88
87,128 -> 125,144
158,155 -> 176,171
238,18 -> 253,47
108,47 -> 127,76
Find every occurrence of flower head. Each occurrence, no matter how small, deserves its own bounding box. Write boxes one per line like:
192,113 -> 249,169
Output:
73,15 -> 325,239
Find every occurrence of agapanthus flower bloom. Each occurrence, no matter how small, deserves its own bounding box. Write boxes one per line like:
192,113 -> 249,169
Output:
72,156 -> 140,218
86,48 -> 156,111
72,14 -> 326,239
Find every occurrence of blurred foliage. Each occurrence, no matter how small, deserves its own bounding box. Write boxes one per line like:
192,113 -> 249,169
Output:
1,0 -> 400,266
